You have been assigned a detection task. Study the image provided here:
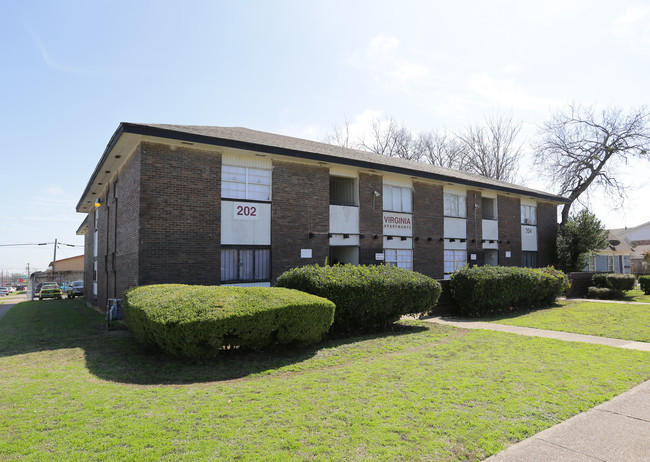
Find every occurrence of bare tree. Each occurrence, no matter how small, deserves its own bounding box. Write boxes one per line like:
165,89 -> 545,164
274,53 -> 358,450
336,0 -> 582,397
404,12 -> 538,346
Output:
359,115 -> 420,161
535,103 -> 650,225
323,117 -> 354,148
414,130 -> 467,170
455,113 -> 523,182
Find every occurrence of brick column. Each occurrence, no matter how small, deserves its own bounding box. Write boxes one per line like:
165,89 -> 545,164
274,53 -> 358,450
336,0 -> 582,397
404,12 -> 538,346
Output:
359,172 -> 383,265
497,195 -> 522,266
413,181 -> 444,279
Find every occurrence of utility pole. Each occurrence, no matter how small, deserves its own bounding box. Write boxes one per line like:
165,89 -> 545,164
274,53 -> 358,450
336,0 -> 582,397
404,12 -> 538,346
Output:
52,238 -> 57,280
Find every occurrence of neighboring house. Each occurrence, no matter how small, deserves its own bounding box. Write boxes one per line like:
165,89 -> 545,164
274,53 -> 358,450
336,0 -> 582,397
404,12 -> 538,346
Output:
48,255 -> 85,272
76,123 -> 569,309
610,221 -> 650,273
586,232 -> 633,274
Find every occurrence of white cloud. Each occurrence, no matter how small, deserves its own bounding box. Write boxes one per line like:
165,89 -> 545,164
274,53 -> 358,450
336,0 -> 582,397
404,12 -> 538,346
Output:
609,6 -> 650,53
467,72 -> 563,111
345,35 -> 429,90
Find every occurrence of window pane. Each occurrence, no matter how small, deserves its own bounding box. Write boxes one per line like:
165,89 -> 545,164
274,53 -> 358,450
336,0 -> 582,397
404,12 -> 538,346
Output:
222,181 -> 246,199
239,250 -> 254,280
330,177 -> 357,206
254,249 -> 270,280
402,188 -> 412,213
382,185 -> 391,210
392,187 -> 401,211
221,249 -> 237,281
247,183 -> 271,201
458,196 -> 466,218
247,168 -> 271,185
222,165 -> 246,182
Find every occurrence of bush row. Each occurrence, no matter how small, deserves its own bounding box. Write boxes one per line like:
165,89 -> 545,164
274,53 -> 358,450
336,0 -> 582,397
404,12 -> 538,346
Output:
591,273 -> 636,291
449,266 -> 569,317
124,285 -> 334,358
276,264 -> 442,332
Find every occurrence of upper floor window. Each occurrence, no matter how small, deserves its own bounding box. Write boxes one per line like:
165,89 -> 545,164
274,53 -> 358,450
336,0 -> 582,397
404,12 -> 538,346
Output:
482,197 -> 497,220
383,185 -> 412,213
444,193 -> 466,218
330,176 -> 358,206
521,205 -> 537,225
222,165 -> 271,201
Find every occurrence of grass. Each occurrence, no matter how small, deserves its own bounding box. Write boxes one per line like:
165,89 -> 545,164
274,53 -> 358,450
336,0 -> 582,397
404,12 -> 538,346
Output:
620,291 -> 650,303
1,300 -> 649,461
489,300 -> 650,343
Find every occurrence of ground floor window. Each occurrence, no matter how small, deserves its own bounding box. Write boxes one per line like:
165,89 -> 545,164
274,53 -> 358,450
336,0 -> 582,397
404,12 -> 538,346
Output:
444,250 -> 467,275
221,247 -> 270,283
522,251 -> 538,268
385,249 -> 413,271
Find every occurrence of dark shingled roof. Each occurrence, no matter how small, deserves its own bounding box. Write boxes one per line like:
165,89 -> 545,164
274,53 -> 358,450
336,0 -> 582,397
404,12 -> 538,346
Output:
77,122 -> 569,212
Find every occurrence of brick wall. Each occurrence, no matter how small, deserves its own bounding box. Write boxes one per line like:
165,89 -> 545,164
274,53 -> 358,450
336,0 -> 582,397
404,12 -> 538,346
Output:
271,160 -> 329,281
497,195 -> 521,266
138,142 -> 221,286
83,217 -> 95,305
537,201 -> 558,267
466,190 -> 483,254
413,181 -> 444,279
359,172 -> 383,265
115,149 -> 140,299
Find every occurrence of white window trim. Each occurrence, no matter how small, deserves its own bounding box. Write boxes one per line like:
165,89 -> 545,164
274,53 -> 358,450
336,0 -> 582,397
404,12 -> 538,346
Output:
383,185 -> 412,213
444,193 -> 467,218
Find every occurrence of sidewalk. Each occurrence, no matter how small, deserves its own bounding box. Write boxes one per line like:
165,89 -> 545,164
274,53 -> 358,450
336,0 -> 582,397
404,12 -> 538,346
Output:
423,316 -> 650,461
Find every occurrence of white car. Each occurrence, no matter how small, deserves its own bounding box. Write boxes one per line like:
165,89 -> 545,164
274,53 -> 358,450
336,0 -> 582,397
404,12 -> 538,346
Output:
0,287 -> 9,296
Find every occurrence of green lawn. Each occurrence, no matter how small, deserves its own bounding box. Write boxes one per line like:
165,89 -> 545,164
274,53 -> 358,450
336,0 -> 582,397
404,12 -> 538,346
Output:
490,300 -> 650,343
1,300 -> 649,461
621,291 -> 650,303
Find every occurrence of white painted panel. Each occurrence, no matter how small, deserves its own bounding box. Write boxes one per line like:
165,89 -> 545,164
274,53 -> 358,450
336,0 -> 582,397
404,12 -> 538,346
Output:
482,219 -> 499,240
329,166 -> 358,178
221,282 -> 271,287
483,241 -> 499,250
221,201 -> 271,245
383,237 -> 412,249
521,225 -> 537,251
444,217 -> 467,239
443,185 -> 466,196
383,174 -> 412,188
330,205 -> 359,234
520,198 -> 536,207
383,212 -> 413,237
329,235 -> 360,246
481,190 -> 497,199
445,241 -> 467,251
222,152 -> 272,169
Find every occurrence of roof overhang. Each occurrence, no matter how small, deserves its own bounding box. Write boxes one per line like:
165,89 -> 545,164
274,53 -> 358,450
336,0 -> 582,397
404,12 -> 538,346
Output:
76,123 -> 570,214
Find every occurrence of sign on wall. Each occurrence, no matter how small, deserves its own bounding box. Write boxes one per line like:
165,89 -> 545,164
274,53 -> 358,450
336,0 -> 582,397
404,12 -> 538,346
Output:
383,212 -> 413,236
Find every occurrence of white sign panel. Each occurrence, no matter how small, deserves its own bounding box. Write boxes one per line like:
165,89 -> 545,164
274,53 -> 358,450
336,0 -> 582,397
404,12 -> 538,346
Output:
221,201 -> 271,245
383,212 -> 413,237
301,249 -> 312,259
375,253 -> 385,261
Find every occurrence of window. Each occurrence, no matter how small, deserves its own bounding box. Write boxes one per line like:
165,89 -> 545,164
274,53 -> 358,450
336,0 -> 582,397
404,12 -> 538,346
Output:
383,185 -> 412,212
522,251 -> 538,268
221,248 -> 270,282
521,205 -> 537,225
444,193 -> 466,218
385,249 -> 413,271
444,250 -> 467,274
482,197 -> 496,220
330,176 -> 358,206
222,165 -> 271,201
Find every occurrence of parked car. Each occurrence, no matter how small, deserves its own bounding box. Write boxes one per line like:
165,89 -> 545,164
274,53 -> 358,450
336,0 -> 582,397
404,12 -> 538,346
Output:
67,280 -> 84,299
38,283 -> 62,300
0,287 -> 9,296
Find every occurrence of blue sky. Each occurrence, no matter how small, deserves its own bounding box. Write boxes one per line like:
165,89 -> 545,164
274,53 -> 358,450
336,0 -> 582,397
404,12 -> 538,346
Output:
2,0 -> 649,273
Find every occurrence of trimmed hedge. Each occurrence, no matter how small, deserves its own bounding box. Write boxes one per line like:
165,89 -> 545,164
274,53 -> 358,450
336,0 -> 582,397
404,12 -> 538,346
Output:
124,284 -> 335,358
639,276 -> 650,295
587,286 -> 619,300
449,266 -> 568,317
592,273 -> 636,291
276,264 -> 442,332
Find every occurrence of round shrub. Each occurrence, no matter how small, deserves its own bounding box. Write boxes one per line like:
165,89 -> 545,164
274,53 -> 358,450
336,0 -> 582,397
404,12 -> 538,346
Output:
124,284 -> 335,358
592,273 -> 636,291
449,266 -> 567,317
587,286 -> 619,300
276,264 -> 442,332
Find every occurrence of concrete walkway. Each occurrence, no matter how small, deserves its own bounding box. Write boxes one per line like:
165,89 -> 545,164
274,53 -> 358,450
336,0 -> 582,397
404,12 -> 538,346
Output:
423,316 -> 650,461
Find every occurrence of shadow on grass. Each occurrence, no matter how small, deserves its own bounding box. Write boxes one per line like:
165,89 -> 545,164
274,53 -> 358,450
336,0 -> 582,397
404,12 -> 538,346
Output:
436,301 -> 565,323
0,299 -> 428,385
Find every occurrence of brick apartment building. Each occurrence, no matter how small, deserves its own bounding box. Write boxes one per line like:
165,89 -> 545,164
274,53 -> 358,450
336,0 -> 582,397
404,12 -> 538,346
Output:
76,123 -> 568,308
